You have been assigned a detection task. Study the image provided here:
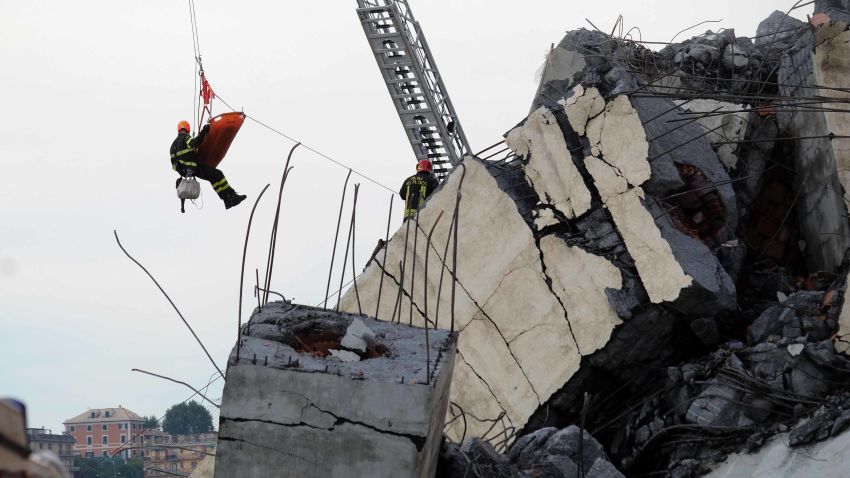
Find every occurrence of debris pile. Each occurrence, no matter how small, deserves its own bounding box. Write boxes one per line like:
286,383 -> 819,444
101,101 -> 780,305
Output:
439,427 -> 623,478
216,2 -> 850,476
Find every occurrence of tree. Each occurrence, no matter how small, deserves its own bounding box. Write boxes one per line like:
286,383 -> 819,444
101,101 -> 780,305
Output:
162,401 -> 214,435
74,457 -> 143,478
142,415 -> 159,430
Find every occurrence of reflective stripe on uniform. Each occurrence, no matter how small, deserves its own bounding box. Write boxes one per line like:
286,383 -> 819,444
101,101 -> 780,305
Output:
212,178 -> 229,193
403,176 -> 429,219
170,136 -> 197,159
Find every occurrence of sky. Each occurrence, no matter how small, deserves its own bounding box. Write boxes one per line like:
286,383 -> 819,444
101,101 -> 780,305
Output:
0,0 -> 809,433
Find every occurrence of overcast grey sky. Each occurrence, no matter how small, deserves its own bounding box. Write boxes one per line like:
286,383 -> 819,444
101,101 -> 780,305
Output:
1,0 -> 807,432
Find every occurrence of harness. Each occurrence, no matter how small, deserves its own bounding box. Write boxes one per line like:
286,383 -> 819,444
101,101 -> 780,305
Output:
404,176 -> 429,219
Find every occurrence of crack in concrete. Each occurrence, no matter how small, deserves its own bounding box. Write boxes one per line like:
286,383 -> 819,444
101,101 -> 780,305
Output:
533,235 -> 584,356
457,350 -> 514,429
222,408 -> 427,451
375,237 -> 543,404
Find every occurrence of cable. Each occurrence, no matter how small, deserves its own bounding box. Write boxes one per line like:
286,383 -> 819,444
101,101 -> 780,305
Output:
215,94 -> 396,194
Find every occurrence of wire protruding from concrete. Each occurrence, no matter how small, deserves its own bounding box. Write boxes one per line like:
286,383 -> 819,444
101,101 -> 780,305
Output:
423,211 -> 445,385
238,183 -> 271,362
325,169 -> 353,309
263,142 -> 300,305
375,194 -> 395,319
114,230 -> 224,380
132,368 -> 221,409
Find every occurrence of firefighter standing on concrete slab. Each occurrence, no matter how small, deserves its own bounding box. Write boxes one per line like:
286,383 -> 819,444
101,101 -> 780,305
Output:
170,120 -> 246,209
399,159 -> 439,220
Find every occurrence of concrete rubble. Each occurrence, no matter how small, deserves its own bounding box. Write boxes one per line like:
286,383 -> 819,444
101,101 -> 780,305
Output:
214,1 -> 850,476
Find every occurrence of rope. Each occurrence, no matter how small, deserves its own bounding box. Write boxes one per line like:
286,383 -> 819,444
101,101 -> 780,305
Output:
215,94 -> 396,194
188,0 -> 202,130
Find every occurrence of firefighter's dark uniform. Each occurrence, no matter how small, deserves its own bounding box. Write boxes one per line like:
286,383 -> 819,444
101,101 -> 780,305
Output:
399,171 -> 439,220
170,126 -> 237,201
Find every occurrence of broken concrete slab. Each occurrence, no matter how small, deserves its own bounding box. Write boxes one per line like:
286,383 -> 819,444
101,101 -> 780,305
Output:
340,159 -> 622,445
507,107 -> 592,219
215,303 -> 456,478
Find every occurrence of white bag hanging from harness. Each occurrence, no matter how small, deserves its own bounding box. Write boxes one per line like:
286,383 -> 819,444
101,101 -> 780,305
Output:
177,177 -> 201,200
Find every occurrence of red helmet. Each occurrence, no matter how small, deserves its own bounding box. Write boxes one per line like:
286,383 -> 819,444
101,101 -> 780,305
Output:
177,120 -> 191,133
416,159 -> 433,172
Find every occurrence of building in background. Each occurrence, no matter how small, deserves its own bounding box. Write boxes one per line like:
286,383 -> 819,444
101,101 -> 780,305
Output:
141,432 -> 216,478
26,428 -> 77,475
63,406 -> 145,459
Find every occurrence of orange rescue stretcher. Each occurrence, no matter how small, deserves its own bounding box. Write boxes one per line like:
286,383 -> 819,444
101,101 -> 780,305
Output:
197,112 -> 245,168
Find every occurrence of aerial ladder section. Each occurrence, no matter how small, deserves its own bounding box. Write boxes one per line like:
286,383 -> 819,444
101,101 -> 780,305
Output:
356,0 -> 471,180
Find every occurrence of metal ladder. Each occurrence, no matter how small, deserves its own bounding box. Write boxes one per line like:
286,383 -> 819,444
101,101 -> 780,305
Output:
356,0 -> 471,180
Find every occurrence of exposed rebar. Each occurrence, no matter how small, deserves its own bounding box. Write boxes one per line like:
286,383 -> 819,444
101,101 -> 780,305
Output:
324,169 -> 353,309
114,231 -> 224,380
237,183 -> 270,362
132,368 -> 220,409
336,184 -> 360,312
374,194 -> 395,319
263,143 -> 300,305
423,211 -> 445,385
409,210 -> 421,325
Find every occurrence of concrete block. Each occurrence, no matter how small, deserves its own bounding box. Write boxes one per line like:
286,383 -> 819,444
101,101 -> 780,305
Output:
215,303 -> 457,478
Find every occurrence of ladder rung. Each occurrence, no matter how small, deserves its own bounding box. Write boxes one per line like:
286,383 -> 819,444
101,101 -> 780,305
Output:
391,92 -> 424,99
379,60 -> 413,68
404,123 -> 438,130
366,32 -> 404,40
356,6 -> 393,14
399,108 -> 433,115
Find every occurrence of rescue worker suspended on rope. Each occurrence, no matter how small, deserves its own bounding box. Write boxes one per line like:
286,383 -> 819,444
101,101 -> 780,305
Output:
171,120 -> 246,210
399,159 -> 439,220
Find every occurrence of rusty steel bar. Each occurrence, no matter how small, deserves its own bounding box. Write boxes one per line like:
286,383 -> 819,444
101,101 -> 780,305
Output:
237,183 -> 270,362
396,213 -> 413,323
374,194 -> 394,319
324,169 -> 353,309
423,211 -> 444,385
114,231 -> 224,380
409,210 -> 421,326
132,369 -> 220,409
336,184 -> 360,312
263,142 -> 301,305
450,165 -> 468,333
348,185 -> 363,314
391,260 -> 404,323
434,208 -> 456,330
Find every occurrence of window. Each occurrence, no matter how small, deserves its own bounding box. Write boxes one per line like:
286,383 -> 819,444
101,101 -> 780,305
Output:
102,435 -> 108,445
86,436 -> 92,445
120,435 -> 126,444
69,426 -> 75,432
89,412 -> 96,419
102,451 -> 108,457
102,424 -> 108,431
85,452 -> 94,458
104,411 -> 111,418
86,425 -> 92,432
